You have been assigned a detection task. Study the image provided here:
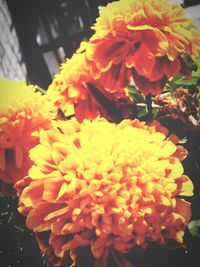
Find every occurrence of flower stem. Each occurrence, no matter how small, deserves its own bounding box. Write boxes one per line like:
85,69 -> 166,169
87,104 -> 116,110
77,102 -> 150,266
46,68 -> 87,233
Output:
146,93 -> 152,119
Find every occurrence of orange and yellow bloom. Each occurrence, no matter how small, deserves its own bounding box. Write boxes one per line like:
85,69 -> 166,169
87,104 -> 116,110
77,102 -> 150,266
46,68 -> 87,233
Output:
84,0 -> 200,95
16,118 -> 193,266
0,0 -> 198,266
0,79 -> 52,194
47,0 -> 200,119
47,52 -> 133,122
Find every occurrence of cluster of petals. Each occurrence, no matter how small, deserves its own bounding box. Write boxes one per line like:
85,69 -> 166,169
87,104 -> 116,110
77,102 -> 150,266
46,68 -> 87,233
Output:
16,117 -> 193,266
47,52 -> 133,122
47,53 -> 97,108
0,79 -> 53,194
84,0 -> 200,95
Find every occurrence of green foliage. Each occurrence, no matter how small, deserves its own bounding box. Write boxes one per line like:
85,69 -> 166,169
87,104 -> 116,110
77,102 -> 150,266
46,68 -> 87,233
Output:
128,86 -> 160,120
182,54 -> 198,72
167,56 -> 200,96
188,220 -> 200,238
136,103 -> 148,119
127,85 -> 145,103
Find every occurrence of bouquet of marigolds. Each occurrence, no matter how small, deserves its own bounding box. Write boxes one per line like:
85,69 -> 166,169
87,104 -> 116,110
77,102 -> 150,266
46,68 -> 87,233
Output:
0,0 -> 200,266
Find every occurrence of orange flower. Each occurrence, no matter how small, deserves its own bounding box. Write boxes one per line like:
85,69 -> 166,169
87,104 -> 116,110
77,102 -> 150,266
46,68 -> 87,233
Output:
16,118 -> 193,266
0,79 -> 53,195
84,0 -> 200,95
47,52 -> 133,122
47,53 -> 96,109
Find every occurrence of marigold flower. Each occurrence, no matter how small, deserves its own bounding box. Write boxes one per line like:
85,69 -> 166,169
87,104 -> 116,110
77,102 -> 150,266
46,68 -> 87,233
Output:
0,79 -> 53,195
84,0 -> 200,95
47,53 -> 95,108
47,52 -> 133,122
16,118 -> 193,266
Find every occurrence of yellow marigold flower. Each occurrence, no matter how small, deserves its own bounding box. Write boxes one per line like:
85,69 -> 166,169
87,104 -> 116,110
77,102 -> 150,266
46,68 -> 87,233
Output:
16,118 -> 193,266
84,0 -> 200,95
0,78 -> 53,195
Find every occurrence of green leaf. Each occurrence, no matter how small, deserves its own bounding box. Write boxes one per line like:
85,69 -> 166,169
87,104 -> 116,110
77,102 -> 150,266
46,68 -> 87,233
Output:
167,56 -> 200,92
187,220 -> 200,237
192,68 -> 200,78
183,54 -> 198,71
152,106 -> 159,118
165,79 -> 178,94
127,85 -> 145,103
136,103 -> 148,118
192,63 -> 200,80
173,77 -> 199,86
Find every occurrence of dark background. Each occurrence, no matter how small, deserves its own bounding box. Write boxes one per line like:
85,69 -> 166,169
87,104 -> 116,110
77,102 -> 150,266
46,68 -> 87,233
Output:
6,0 -> 113,89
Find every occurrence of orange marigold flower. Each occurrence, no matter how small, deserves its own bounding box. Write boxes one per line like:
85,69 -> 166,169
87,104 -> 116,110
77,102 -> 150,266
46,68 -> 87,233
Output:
0,79 -> 53,195
84,0 -> 200,95
47,52 -> 133,122
47,53 -> 97,109
16,118 -> 193,266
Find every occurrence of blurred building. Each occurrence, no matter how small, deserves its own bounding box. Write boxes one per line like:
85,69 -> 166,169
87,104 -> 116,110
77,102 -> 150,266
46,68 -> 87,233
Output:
0,0 -> 27,82
0,0 -> 112,89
